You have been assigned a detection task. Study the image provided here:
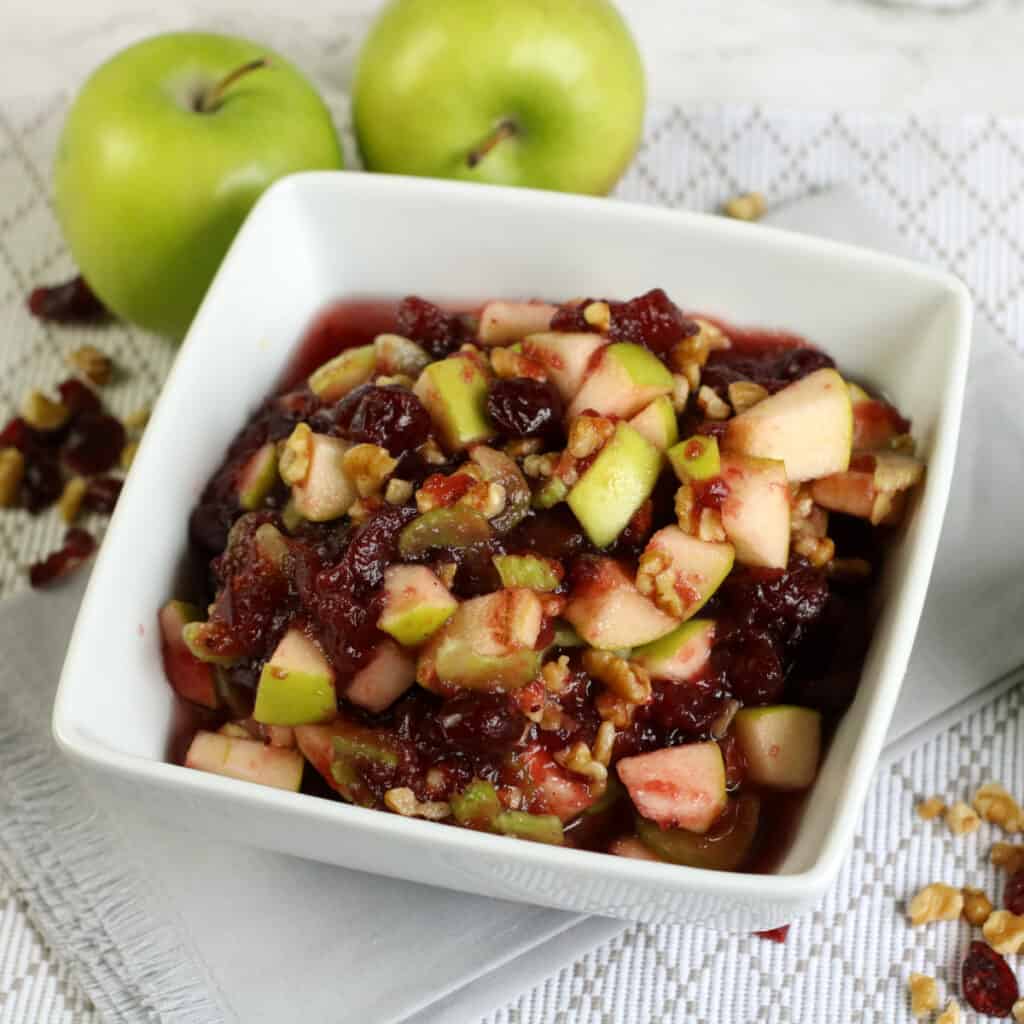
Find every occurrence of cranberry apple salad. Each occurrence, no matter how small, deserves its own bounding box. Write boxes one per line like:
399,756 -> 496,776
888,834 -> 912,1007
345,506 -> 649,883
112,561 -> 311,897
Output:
160,289 -> 923,872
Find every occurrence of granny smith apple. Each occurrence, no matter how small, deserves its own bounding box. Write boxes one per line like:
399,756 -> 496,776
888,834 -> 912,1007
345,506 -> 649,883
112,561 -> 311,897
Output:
54,32 -> 343,339
352,0 -> 645,194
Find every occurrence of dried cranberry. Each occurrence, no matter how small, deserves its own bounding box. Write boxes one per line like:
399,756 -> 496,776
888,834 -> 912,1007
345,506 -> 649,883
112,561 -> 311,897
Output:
506,506 -> 593,563
450,542 -> 504,598
336,385 -> 432,455
332,505 -> 418,593
62,412 -> 125,476
710,630 -> 784,705
609,288 -> 697,355
772,346 -> 835,381
438,693 -> 526,754
29,528 -> 96,587
20,453 -> 63,513
754,926 -> 790,943
649,680 -> 729,738
962,940 -> 1019,1016
396,296 -> 472,360
487,378 -> 563,439
718,561 -> 830,636
1005,871 -> 1024,916
549,301 -> 592,333
0,417 -> 35,453
27,276 -> 108,323
82,476 -> 122,515
57,377 -> 101,417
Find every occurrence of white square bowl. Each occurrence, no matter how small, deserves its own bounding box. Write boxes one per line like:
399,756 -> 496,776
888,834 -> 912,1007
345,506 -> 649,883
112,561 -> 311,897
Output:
52,172 -> 970,930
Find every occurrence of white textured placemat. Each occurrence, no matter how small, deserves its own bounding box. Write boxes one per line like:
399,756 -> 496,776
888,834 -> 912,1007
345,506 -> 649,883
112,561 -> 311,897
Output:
3,20 -> 1024,1024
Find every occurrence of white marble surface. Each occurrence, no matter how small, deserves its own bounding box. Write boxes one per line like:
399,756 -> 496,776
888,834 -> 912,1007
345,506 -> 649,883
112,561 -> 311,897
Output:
5,0 -> 1024,114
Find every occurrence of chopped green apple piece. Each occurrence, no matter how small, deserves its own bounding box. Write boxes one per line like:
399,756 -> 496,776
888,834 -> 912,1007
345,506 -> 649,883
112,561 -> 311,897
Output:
253,628 -> 336,726
609,836 -> 665,861
253,522 -> 289,569
532,475 -> 568,509
636,793 -> 760,871
378,564 -> 457,646
632,619 -> 716,683
181,621 -> 238,666
551,621 -> 585,648
236,442 -> 278,511
345,639 -> 416,713
185,730 -> 303,792
636,527 -> 735,622
477,300 -> 557,346
617,741 -> 727,833
724,367 -> 852,481
374,333 -> 429,376
291,434 -> 356,522
413,352 -> 495,451
719,453 -> 790,569
469,445 -> 531,534
418,589 -> 543,692
628,395 -> 678,451
492,553 -> 564,592
307,345 -> 376,402
494,810 -> 564,845
733,705 -> 821,790
846,381 -> 872,404
159,600 -> 218,709
398,505 -> 493,558
567,422 -> 661,548
450,779 -> 502,830
521,331 -> 606,400
563,557 -> 678,650
281,498 -> 302,533
567,342 -> 674,420
295,719 -> 398,807
668,435 -> 721,483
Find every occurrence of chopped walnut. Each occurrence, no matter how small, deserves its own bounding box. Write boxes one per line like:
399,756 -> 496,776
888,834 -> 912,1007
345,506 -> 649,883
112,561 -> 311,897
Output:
555,741 -> 608,788
673,484 -> 696,535
681,360 -> 701,393
946,801 -> 981,836
66,344 -> 112,386
1013,998 -> 1024,1023
694,318 -> 731,352
347,497 -> 381,523
374,373 -> 415,389
460,480 -> 506,519
541,656 -> 570,693
538,704 -> 569,732
935,1000 -> 960,1024
698,507 -> 727,543
710,699 -> 741,740
908,973 -> 939,1018
993,843 -> 1024,875
723,191 -> 767,221
907,883 -> 964,926
123,407 -> 150,432
21,390 -> 69,431
568,414 -> 615,460
697,385 -> 731,420
522,452 -> 559,479
0,448 -> 25,507
384,787 -> 451,821
728,380 -> 769,414
505,437 -> 544,459
670,331 -> 711,371
279,423 -> 313,485
343,443 -> 398,498
384,478 -> 413,505
592,721 -> 616,767
120,441 -> 138,472
793,534 -> 835,568
583,300 -> 611,332
420,438 -> 447,465
983,909 -> 1024,954
917,796 -> 947,821
582,649 -> 652,705
962,887 -> 993,927
974,783 -> 1024,833
595,691 -> 636,728
57,476 -> 87,525
490,346 -> 547,381
636,547 -> 689,619
890,433 -> 917,455
670,373 -> 691,413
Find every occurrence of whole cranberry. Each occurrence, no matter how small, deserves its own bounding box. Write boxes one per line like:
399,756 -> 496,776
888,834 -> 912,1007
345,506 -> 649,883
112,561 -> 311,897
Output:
486,378 -> 563,439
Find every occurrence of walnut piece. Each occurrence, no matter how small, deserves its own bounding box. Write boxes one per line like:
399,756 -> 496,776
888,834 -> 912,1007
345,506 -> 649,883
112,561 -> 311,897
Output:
504,437 -> 543,458
670,331 -> 711,371
946,800 -> 981,836
592,721 -> 616,767
555,741 -> 608,787
723,191 -> 767,221
908,973 -> 939,1018
0,448 -> 25,507
636,547 -> 687,618
697,385 -> 730,420
793,534 -> 835,568
728,380 -> 769,414
935,999 -> 960,1024
541,655 -> 570,693
568,414 -> 615,460
983,909 -> 1024,954
674,484 -> 696,535
384,478 -> 413,505
582,649 -> 652,705
123,407 -> 150,432
961,887 -> 993,927
1013,998 -> 1024,1023
698,507 -> 727,543
522,452 -> 558,479
992,842 -> 1024,875
670,373 -> 691,413
907,883 -> 964,926
710,699 -> 741,740
120,441 -> 138,472
583,301 -> 611,332
343,443 -> 398,498
490,346 -> 547,381
917,797 -> 947,820
66,344 -> 112,386
279,423 -> 313,485
421,437 -> 447,465
595,691 -> 636,728
21,390 -> 69,431
384,787 -> 451,821
974,783 -> 1024,833
57,476 -> 87,525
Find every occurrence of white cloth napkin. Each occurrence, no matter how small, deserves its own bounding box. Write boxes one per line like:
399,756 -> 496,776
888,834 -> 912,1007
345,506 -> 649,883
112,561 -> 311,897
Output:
1,187 -> 1022,1024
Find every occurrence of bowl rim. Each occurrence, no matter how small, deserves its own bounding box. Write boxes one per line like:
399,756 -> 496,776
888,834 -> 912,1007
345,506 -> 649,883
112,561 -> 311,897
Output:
51,170 -> 973,905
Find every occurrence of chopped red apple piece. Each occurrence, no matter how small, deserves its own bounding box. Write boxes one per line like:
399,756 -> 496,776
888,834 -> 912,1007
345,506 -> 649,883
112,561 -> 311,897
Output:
374,333 -> 429,376
236,442 -> 278,511
291,433 -> 356,522
185,730 -> 303,791
521,331 -> 606,401
632,619 -> 715,683
567,342 -> 674,420
563,557 -> 679,650
724,368 -> 852,481
346,640 -> 416,713
517,745 -> 597,822
636,527 -> 734,622
377,565 -> 457,646
733,706 -> 821,790
617,741 -> 727,833
159,600 -> 218,709
719,453 -> 790,569
609,836 -> 665,861
477,300 -> 557,346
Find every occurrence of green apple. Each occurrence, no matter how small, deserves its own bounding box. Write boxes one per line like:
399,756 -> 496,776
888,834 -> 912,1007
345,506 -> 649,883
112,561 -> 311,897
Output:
308,346 -> 377,403
493,810 -> 564,845
345,640 -> 417,713
719,453 -> 790,569
733,706 -> 821,790
492,553 -> 563,592
352,0 -> 645,195
523,332 -> 607,400
158,600 -> 218,708
236,442 -> 278,511
637,526 -> 734,622
629,396 -> 678,451
631,618 -> 715,683
451,779 -> 503,829
668,434 -> 721,483
294,719 -> 398,806
413,352 -> 495,451
636,793 -> 760,870
54,32 -> 343,339
185,730 -> 304,791
377,565 -> 458,646
290,433 -> 357,522
567,343 -> 674,420
253,627 -> 337,726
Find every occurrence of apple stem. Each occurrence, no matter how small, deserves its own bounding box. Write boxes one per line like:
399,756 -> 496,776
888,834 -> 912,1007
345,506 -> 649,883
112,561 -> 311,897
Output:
467,119 -> 518,168
197,57 -> 270,113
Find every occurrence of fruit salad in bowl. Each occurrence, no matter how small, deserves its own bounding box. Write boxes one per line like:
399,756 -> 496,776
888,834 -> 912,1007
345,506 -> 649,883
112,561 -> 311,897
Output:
160,287 -> 924,874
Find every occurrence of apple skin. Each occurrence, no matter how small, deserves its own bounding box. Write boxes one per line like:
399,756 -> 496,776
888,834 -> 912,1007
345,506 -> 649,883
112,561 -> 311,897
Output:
54,32 -> 343,339
352,0 -> 645,195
